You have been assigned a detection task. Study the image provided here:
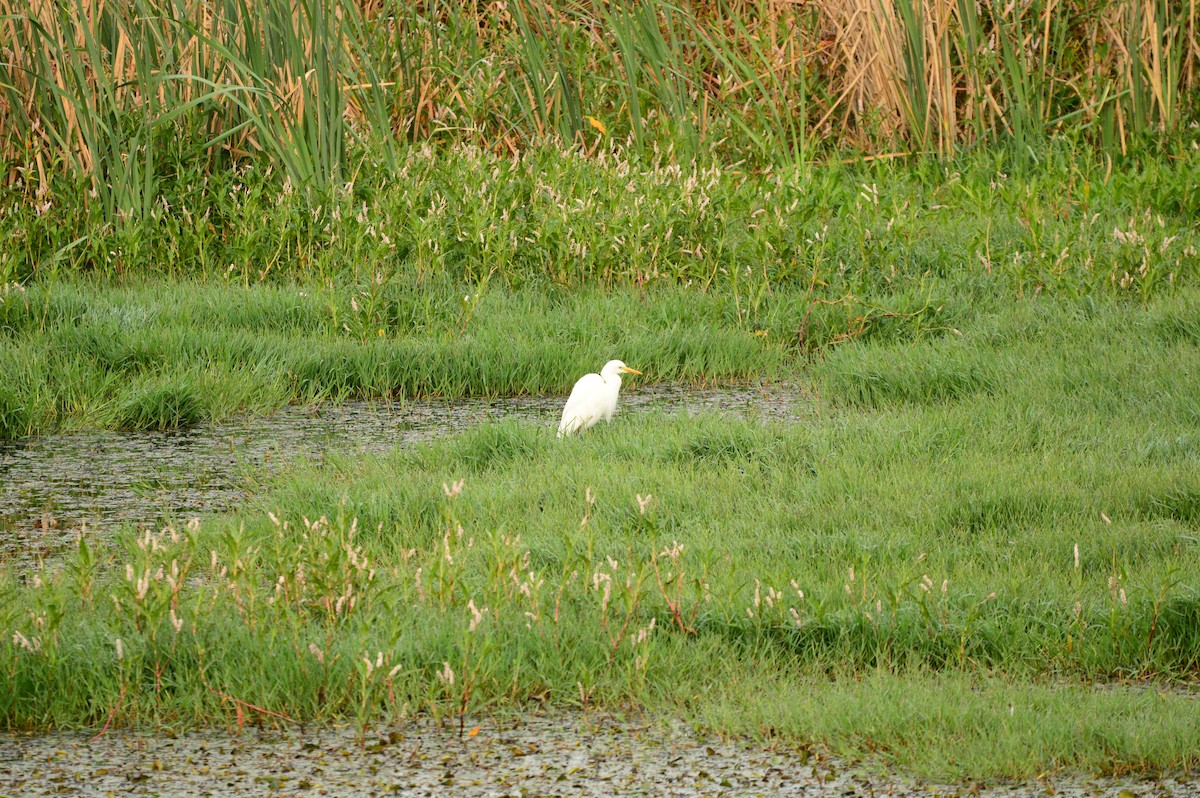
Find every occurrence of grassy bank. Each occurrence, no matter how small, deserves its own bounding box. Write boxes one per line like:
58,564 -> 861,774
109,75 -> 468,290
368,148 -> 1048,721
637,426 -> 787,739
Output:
0,280 -> 791,437
3,289 -> 1198,777
2,143 -> 1198,439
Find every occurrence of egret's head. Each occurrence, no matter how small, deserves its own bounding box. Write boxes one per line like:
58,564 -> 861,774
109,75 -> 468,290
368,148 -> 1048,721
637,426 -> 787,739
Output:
601,359 -> 642,379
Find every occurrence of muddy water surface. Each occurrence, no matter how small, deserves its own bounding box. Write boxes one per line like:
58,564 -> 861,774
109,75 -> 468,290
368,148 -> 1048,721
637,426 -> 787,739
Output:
1,712 -> 1191,798
0,384 -> 803,565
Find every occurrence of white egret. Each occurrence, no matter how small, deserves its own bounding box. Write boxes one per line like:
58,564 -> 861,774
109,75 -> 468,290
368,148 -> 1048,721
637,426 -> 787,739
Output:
557,360 -> 642,438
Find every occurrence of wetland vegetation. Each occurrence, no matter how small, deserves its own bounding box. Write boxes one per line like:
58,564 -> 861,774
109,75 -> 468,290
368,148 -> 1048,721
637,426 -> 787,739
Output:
1,0 -> 1199,782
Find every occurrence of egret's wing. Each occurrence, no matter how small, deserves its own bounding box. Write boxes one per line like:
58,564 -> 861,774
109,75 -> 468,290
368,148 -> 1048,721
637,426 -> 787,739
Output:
558,373 -> 604,436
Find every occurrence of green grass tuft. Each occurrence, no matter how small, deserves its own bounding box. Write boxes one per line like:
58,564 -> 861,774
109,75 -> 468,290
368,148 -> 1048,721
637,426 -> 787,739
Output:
817,339 -> 997,407
443,420 -> 542,474
114,375 -> 208,431
0,382 -> 32,440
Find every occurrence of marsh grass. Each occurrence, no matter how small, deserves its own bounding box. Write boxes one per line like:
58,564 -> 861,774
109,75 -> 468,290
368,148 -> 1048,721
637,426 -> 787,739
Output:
2,290 -> 1199,777
4,134 -> 1198,293
0,381 -> 34,440
1,1 -> 1197,778
114,374 -> 209,431
702,671 -> 1200,778
4,255 -> 1194,439
0,279 -> 797,438
1,143 -> 1197,438
1,145 -> 1197,437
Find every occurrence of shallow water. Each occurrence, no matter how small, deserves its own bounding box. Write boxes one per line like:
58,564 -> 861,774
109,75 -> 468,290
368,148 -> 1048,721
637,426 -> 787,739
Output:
1,711 -> 1191,797
0,383 -> 803,565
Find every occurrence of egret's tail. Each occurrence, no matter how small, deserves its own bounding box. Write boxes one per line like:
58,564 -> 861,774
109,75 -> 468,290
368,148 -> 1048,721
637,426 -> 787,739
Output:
557,416 -> 580,438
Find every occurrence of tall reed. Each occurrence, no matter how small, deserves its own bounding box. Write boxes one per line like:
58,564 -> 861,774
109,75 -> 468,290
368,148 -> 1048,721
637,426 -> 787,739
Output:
2,0 -> 1197,199
1,0 -> 388,220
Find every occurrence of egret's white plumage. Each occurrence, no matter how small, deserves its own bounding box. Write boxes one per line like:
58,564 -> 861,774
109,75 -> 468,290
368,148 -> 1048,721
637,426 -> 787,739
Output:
557,360 -> 642,438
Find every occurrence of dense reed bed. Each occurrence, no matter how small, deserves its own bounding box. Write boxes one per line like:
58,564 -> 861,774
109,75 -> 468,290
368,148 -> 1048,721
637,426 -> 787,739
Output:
2,0 -> 1199,225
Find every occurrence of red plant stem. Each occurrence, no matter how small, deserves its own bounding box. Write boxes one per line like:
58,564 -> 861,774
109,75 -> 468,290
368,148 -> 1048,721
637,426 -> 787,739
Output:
91,684 -> 127,742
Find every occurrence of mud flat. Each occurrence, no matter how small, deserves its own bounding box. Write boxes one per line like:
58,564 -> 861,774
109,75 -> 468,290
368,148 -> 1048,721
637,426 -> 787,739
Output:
2,712 -> 1194,797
